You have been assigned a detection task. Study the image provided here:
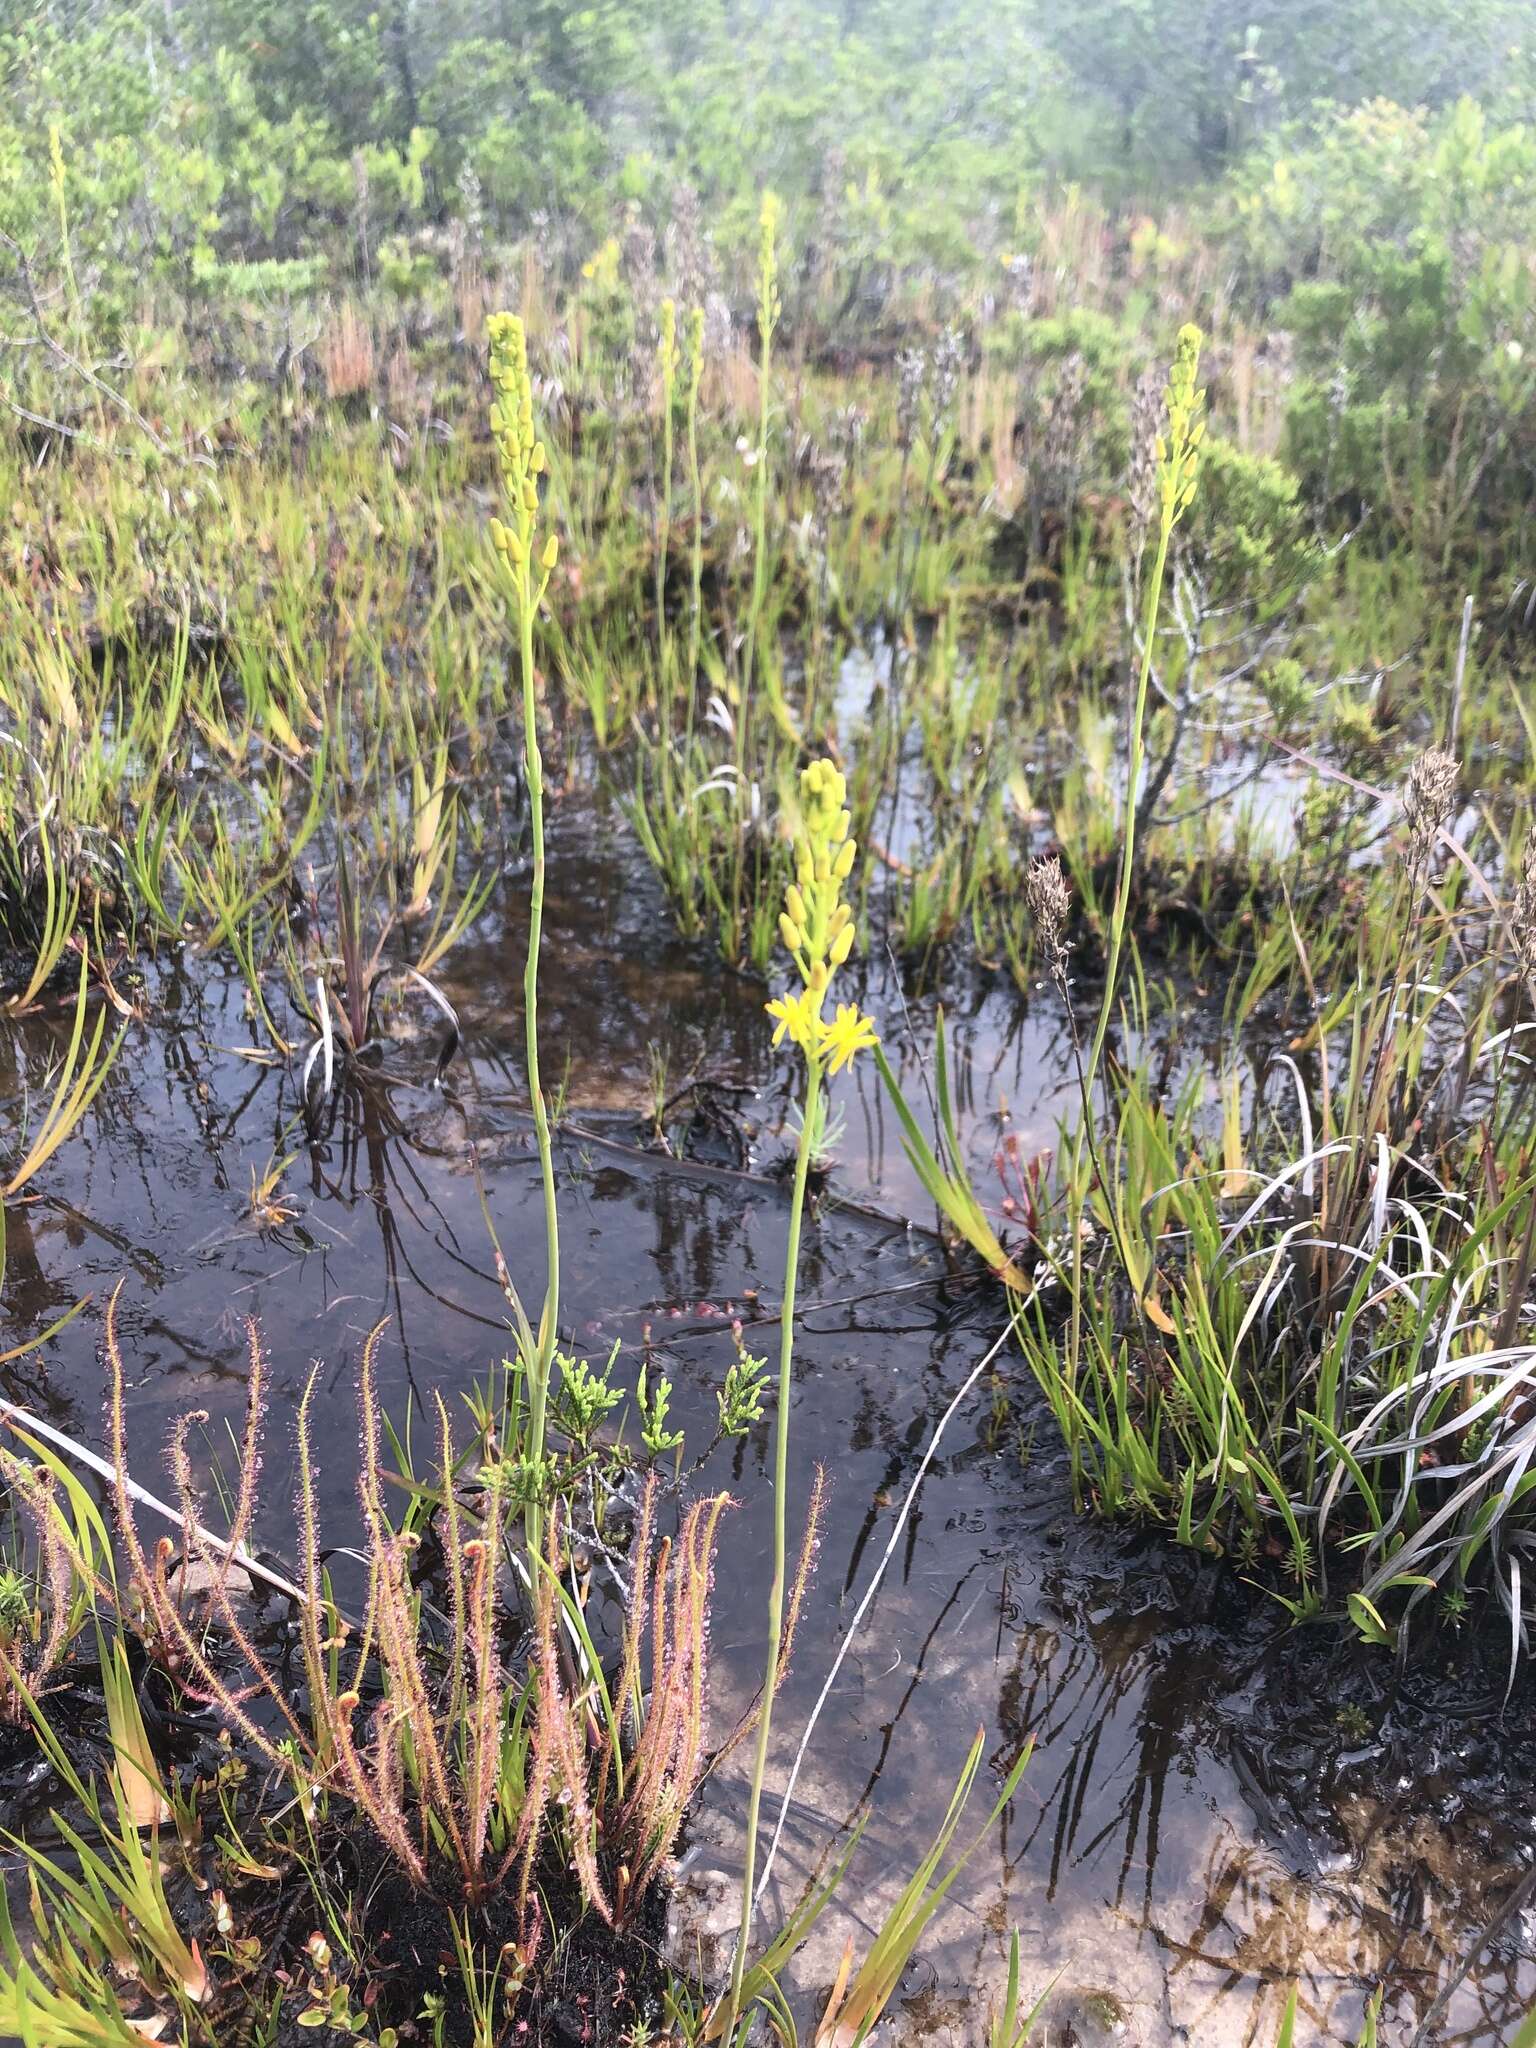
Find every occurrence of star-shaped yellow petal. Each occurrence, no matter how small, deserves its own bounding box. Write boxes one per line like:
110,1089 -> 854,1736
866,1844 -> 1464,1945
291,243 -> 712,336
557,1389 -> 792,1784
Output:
818,1002 -> 879,1075
765,987 -> 820,1051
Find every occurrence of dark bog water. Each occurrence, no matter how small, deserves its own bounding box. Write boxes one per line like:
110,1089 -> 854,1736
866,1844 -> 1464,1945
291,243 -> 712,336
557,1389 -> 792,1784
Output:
1,793 -> 1532,2046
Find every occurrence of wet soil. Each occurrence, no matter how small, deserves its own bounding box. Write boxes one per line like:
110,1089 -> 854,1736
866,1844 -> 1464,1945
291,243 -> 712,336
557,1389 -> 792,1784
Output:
1,791 -> 1532,2046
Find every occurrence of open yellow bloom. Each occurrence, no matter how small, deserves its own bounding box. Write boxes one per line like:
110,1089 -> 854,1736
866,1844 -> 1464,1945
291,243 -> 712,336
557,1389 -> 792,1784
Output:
765,987 -> 820,1051
819,1003 -> 879,1075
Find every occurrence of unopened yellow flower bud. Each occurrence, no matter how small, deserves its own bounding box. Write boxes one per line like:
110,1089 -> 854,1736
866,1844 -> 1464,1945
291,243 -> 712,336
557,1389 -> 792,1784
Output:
799,758 -> 849,841
785,885 -> 807,929
809,961 -> 829,993
830,922 -> 855,967
541,534 -> 559,570
833,839 -> 856,880
531,441 -> 546,473
779,913 -> 803,953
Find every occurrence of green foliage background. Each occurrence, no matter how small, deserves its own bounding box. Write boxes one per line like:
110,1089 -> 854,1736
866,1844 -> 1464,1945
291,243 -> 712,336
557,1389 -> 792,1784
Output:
6,0 -> 1536,564
6,0 -> 1532,277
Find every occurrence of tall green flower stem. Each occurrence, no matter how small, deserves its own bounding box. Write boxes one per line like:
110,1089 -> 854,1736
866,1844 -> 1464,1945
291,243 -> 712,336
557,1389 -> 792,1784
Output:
1045,327 -> 1203,1509
684,304 -> 706,719
730,195 -> 782,951
724,761 -> 878,2038
727,1050 -> 819,2023
487,312 -> 561,1569
1083,323 -> 1204,1095
740,194 -> 780,723
655,297 -> 679,695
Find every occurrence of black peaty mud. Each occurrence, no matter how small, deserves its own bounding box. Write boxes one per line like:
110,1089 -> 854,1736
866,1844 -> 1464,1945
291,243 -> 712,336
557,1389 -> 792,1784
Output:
342,1846 -> 673,2046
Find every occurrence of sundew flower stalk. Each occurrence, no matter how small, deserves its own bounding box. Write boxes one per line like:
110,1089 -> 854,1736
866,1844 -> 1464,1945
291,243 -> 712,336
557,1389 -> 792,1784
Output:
487,311 -> 561,1565
725,759 -> 877,2034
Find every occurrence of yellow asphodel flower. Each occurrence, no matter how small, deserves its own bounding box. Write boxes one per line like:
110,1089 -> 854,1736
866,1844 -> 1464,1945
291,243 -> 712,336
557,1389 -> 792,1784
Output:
819,1003 -> 879,1076
765,757 -> 871,1071
765,987 -> 820,1051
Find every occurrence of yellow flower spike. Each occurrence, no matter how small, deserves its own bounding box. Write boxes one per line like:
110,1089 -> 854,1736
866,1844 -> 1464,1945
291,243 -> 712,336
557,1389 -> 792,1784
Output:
819,1004 -> 878,1076
1158,322 -> 1205,530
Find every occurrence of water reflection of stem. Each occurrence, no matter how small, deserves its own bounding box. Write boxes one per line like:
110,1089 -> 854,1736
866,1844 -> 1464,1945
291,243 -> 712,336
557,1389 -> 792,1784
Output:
726,1054 -> 822,2033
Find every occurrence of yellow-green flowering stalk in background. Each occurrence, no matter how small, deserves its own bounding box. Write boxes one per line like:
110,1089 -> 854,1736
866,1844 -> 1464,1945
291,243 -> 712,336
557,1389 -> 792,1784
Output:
684,303 -> 706,703
740,193 -> 781,720
1084,321 -> 1203,1094
1022,325 -> 1207,1536
724,759 -> 877,2035
655,296 -> 679,677
730,194 -> 788,945
487,311 -> 562,1568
